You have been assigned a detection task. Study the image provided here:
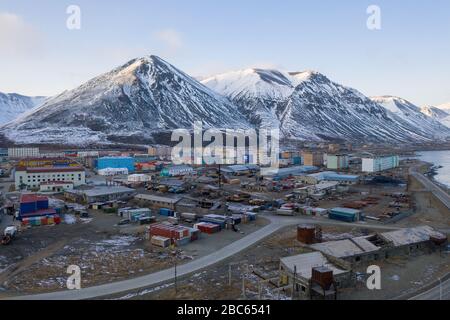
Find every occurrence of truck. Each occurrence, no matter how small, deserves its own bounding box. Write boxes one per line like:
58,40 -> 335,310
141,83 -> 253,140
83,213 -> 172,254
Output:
2,226 -> 18,245
276,208 -> 294,216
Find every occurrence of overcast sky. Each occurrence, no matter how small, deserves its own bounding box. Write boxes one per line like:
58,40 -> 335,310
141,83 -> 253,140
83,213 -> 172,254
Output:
0,0 -> 449,106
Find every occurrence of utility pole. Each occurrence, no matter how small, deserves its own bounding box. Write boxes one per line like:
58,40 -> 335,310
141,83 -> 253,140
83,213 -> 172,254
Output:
439,277 -> 442,300
228,263 -> 232,286
172,249 -> 180,294
241,264 -> 246,299
218,164 -> 222,189
292,265 -> 297,299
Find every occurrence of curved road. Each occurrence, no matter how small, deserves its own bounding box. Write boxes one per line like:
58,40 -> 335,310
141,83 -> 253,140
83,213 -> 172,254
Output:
4,214 -> 400,300
410,277 -> 450,300
410,165 -> 450,210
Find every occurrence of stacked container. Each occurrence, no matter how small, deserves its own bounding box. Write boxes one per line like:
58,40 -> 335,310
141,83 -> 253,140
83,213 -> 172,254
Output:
149,223 -> 190,241
195,222 -> 220,234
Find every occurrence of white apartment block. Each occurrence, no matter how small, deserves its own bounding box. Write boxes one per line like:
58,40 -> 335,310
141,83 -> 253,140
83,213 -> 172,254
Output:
15,166 -> 86,190
8,147 -> 40,158
362,155 -> 400,173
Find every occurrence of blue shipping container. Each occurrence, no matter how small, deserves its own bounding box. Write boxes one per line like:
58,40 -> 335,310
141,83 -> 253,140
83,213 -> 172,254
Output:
20,202 -> 36,215
37,199 -> 48,210
329,212 -> 356,222
159,208 -> 174,216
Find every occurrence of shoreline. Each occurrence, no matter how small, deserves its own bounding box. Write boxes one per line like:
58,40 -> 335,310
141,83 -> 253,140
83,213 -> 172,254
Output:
415,151 -> 450,195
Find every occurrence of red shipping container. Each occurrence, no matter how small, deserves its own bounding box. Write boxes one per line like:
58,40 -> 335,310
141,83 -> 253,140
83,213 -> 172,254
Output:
197,223 -> 220,234
150,223 -> 190,240
54,216 -> 62,224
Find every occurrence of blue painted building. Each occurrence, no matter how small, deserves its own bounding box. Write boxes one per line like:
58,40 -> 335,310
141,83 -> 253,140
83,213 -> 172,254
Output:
96,157 -> 135,173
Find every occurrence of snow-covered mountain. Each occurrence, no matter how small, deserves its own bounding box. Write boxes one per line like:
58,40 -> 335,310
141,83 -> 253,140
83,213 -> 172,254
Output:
0,92 -> 46,125
371,96 -> 450,135
2,57 -> 449,146
204,69 -> 450,142
421,104 -> 450,128
420,105 -> 449,120
1,55 -> 250,145
437,102 -> 450,112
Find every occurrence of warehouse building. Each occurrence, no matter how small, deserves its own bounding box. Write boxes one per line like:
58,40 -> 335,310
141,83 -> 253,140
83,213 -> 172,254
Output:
135,194 -> 181,210
65,186 -> 135,203
300,171 -> 360,185
128,174 -> 151,183
265,166 -> 318,180
160,165 -> 194,177
15,166 -> 86,190
96,157 -> 135,173
98,168 -> 129,176
362,155 -> 400,173
309,226 -> 446,267
326,154 -> 349,170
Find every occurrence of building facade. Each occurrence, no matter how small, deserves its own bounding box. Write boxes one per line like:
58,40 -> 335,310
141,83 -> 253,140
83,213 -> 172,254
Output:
302,152 -> 323,167
15,166 -> 86,190
8,147 -> 40,158
326,154 -> 349,170
96,157 -> 135,173
362,155 -> 400,173
39,181 -> 74,192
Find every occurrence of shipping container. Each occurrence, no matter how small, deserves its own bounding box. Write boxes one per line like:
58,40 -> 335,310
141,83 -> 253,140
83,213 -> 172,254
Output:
159,208 -> 175,217
195,222 -> 220,234
276,209 -> 294,216
151,236 -> 170,248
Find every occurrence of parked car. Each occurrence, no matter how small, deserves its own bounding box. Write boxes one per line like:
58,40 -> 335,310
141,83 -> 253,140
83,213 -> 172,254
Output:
118,219 -> 131,226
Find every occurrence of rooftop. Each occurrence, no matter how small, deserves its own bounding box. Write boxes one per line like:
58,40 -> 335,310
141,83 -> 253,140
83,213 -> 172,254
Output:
70,186 -> 135,197
20,194 -> 48,203
309,237 -> 379,258
380,226 -> 438,246
16,166 -> 85,173
280,251 -> 348,278
135,193 -> 181,204
308,171 -> 359,181
331,207 -> 361,214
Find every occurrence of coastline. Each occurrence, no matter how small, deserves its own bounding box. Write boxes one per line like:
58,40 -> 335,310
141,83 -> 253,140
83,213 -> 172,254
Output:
423,163 -> 450,195
414,150 -> 450,195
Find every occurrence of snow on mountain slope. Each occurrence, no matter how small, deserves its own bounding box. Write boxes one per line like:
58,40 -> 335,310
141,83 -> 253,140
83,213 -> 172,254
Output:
2,55 -> 250,145
202,68 -> 298,128
371,96 -> 450,136
0,92 -> 46,125
280,77 -> 443,142
204,68 -> 450,142
437,102 -> 450,110
420,105 -> 449,120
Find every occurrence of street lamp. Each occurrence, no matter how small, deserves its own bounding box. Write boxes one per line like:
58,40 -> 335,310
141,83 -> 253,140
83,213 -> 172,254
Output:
172,248 -> 182,294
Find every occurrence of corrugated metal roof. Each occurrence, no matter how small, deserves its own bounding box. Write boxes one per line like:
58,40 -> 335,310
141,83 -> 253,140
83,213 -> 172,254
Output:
135,194 -> 181,204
